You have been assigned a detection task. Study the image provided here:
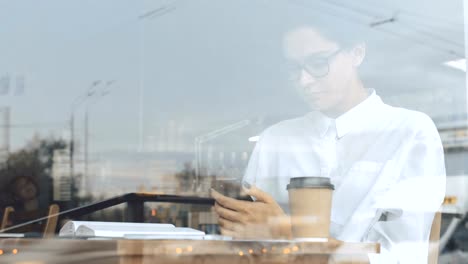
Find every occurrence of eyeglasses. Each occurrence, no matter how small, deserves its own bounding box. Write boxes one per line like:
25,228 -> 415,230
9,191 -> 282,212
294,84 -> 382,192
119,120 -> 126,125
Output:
286,49 -> 342,80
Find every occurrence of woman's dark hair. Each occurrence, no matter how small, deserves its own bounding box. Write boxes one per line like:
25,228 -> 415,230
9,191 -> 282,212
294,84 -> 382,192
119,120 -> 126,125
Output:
278,1 -> 371,48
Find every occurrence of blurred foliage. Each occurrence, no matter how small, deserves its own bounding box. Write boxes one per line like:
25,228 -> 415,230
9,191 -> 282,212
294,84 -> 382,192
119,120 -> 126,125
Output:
0,136 -> 67,208
175,162 -> 196,192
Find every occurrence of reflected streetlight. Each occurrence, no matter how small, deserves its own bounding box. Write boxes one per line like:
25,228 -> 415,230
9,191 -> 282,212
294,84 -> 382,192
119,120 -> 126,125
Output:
70,81 -> 102,188
82,80 -> 115,196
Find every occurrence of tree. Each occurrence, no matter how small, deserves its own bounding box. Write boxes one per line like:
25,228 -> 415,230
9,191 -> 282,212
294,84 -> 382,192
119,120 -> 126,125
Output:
0,137 -> 67,209
175,162 -> 196,193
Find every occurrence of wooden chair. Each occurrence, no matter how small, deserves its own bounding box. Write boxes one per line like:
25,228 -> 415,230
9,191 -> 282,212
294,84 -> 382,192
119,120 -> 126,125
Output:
1,206 -> 15,230
428,211 -> 442,264
0,204 -> 60,237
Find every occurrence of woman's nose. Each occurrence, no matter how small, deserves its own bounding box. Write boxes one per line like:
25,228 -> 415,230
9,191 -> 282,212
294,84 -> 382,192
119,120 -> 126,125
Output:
299,69 -> 317,86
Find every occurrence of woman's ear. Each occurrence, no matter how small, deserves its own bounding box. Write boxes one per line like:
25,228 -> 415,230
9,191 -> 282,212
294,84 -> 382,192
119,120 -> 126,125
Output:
351,43 -> 366,67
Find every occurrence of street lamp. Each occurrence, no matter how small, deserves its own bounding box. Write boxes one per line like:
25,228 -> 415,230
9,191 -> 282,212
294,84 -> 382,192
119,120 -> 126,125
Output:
82,80 -> 114,195
69,81 -> 102,188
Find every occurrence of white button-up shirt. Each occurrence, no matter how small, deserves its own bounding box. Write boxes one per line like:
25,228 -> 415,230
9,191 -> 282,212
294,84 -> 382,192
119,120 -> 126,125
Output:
243,90 -> 446,263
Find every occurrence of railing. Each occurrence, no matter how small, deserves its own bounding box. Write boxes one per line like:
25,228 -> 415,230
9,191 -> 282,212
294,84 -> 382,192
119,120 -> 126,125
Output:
0,193 -> 215,234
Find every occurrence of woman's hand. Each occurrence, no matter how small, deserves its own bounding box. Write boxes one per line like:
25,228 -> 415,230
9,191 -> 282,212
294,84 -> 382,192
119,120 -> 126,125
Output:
211,184 -> 291,239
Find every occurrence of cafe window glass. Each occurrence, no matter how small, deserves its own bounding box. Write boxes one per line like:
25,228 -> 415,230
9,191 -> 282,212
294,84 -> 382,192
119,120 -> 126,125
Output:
0,0 -> 466,263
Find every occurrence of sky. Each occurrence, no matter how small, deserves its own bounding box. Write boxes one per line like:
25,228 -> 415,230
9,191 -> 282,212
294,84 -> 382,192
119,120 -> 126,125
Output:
0,0 -> 465,155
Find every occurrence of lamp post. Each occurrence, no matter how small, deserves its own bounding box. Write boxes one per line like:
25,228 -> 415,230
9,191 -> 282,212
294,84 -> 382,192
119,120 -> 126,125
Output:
70,80 -> 102,192
82,80 -> 114,196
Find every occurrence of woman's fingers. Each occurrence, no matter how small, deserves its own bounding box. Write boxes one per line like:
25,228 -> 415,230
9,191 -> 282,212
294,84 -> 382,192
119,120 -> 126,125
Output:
211,188 -> 248,211
218,217 -> 240,232
214,202 -> 243,222
242,185 -> 274,204
212,186 -> 288,239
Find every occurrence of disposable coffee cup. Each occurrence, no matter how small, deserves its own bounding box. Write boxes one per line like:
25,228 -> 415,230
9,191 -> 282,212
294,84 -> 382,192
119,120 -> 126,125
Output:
287,177 -> 334,239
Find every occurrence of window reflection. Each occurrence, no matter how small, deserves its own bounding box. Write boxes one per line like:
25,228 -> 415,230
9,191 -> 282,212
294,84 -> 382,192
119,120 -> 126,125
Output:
0,0 -> 466,263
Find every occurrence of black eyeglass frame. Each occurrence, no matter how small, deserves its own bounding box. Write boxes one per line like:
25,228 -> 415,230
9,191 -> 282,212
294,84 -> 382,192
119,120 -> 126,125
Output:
287,48 -> 343,80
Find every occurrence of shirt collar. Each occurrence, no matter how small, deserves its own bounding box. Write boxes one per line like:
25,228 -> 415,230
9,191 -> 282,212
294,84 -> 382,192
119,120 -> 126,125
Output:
306,111 -> 333,138
306,89 -> 384,139
335,89 -> 383,139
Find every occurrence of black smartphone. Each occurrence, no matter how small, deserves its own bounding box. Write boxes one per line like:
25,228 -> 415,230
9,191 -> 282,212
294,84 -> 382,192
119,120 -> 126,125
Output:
213,180 -> 253,202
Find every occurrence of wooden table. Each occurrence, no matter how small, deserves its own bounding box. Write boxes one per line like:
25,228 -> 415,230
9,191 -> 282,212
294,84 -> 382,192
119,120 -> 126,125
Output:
0,238 -> 379,264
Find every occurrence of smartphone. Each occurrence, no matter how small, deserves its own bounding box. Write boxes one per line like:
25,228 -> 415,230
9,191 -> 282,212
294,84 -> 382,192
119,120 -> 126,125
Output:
213,180 -> 253,202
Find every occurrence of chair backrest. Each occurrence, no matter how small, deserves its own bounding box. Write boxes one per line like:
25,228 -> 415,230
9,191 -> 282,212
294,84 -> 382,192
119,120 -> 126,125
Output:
43,204 -> 60,237
428,211 -> 442,264
0,204 -> 60,237
1,206 -> 15,230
